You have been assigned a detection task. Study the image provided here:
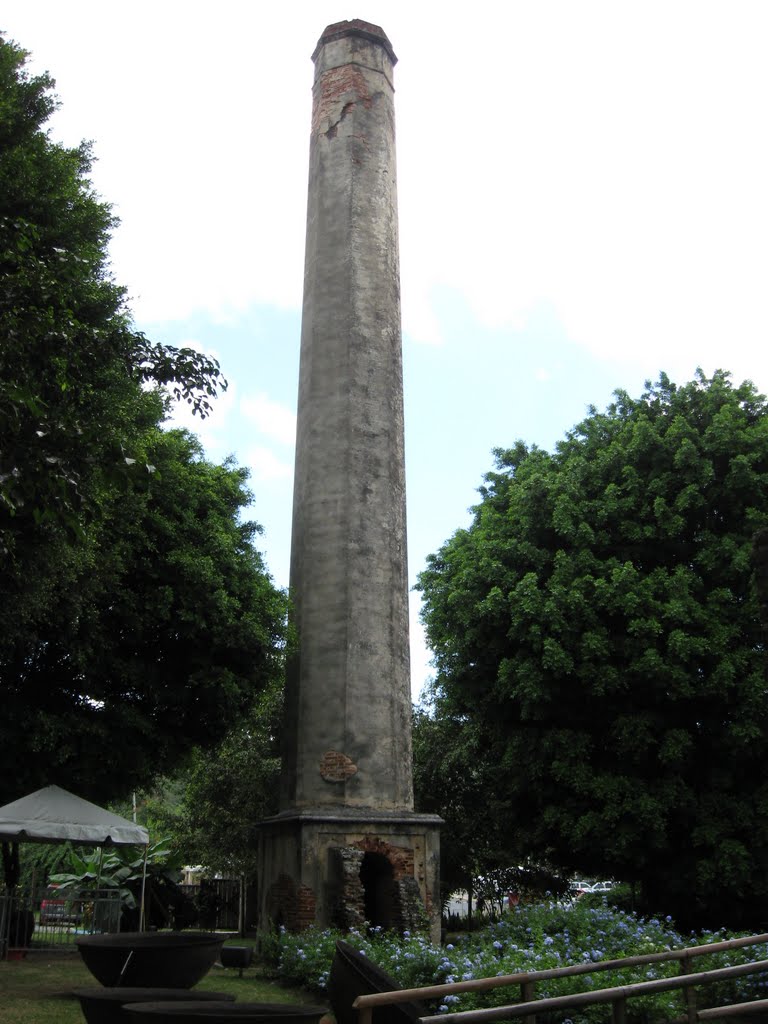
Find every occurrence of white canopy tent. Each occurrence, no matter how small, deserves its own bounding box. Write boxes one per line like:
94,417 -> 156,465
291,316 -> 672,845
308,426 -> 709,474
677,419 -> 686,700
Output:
0,785 -> 149,846
0,785 -> 150,950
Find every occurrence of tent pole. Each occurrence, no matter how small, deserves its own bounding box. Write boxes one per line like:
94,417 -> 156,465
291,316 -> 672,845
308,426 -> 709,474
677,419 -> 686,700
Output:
95,846 -> 104,890
138,845 -> 149,931
94,846 -> 105,932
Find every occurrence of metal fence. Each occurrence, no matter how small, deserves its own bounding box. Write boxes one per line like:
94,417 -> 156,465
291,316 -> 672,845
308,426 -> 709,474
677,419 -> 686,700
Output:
177,879 -> 242,932
0,878 -> 244,957
0,886 -> 122,958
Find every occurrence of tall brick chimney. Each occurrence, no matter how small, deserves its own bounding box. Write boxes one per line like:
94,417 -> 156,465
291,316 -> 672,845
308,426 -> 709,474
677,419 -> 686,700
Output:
257,20 -> 441,942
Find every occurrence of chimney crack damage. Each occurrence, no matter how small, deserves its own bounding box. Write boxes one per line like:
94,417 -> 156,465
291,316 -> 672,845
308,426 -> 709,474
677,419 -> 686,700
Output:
325,101 -> 356,140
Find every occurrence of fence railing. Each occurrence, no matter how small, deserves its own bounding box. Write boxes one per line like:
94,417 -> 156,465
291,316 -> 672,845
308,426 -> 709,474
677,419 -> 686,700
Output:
353,932 -> 768,1024
0,878 -> 244,956
0,886 -> 122,958
178,879 -> 242,931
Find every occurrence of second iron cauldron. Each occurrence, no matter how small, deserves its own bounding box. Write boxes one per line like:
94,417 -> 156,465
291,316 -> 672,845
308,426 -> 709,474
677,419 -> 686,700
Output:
328,940 -> 427,1024
123,1002 -> 330,1023
74,988 -> 235,1024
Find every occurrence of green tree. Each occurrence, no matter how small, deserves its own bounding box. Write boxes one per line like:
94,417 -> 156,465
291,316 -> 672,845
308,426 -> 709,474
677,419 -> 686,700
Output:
417,371 -> 768,930
0,35 -> 225,538
168,677 -> 283,880
413,704 -> 512,922
0,428 -> 286,805
0,38 -> 286,810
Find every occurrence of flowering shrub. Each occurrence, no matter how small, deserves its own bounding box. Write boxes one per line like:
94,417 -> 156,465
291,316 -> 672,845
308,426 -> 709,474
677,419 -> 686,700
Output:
265,901 -> 768,1024
269,924 -> 448,994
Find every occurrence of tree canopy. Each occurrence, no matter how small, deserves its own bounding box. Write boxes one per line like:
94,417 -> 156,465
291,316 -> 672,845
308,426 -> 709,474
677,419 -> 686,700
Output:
164,677 -> 283,880
1,427 -> 286,803
417,371 -> 768,930
0,35 -> 225,537
412,705 -> 513,915
0,36 -> 286,806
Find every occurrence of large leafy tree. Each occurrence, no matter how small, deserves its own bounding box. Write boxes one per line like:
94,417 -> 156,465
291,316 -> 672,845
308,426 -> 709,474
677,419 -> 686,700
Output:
0,37 -> 286,809
412,705 -> 512,919
418,371 -> 768,930
0,36 -> 225,537
413,703 -> 567,919
165,677 -> 284,881
0,427 -> 286,805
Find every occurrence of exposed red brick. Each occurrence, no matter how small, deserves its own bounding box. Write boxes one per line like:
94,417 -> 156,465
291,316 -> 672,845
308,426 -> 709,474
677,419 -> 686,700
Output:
319,750 -> 358,782
267,873 -> 317,933
313,65 -> 372,137
352,836 -> 414,880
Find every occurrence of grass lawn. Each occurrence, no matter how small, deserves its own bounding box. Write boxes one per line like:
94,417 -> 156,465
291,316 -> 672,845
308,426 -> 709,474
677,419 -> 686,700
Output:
0,949 -> 328,1024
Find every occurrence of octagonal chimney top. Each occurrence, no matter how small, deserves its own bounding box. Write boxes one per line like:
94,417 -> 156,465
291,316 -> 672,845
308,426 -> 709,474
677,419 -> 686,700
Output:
312,19 -> 397,65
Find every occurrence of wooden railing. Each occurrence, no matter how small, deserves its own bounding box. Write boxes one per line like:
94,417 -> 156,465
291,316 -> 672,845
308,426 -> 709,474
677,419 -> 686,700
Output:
352,932 -> 768,1024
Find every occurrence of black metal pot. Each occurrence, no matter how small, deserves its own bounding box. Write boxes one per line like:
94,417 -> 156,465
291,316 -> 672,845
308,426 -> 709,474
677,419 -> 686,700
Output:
123,1001 -> 330,1023
74,988 -> 235,1024
75,932 -> 226,988
327,940 -> 428,1024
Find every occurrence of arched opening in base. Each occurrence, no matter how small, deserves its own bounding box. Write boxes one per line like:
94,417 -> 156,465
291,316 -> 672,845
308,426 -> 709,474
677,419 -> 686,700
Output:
359,851 -> 395,930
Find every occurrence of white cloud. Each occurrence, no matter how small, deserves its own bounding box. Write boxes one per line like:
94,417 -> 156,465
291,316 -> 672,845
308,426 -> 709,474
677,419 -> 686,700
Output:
245,446 -> 294,483
7,0 -> 767,395
241,393 -> 297,447
400,284 -> 444,347
164,353 -> 236,457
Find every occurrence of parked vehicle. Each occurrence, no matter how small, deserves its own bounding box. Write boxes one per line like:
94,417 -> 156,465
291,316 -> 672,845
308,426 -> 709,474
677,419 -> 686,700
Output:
568,880 -> 594,896
592,880 -> 615,893
39,886 -> 82,925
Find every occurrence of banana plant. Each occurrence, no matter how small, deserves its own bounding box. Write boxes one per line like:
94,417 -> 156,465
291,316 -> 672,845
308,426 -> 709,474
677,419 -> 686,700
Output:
49,839 -> 183,910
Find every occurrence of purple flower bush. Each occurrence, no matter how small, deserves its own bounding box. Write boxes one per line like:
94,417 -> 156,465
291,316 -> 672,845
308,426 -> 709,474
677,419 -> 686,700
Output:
268,901 -> 768,1024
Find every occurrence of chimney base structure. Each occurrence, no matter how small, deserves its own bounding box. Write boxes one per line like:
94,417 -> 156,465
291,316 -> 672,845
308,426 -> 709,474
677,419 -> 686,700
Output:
256,21 -> 441,943
258,809 -> 441,939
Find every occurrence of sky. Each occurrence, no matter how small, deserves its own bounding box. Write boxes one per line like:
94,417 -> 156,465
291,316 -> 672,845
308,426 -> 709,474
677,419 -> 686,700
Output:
4,1 -> 768,699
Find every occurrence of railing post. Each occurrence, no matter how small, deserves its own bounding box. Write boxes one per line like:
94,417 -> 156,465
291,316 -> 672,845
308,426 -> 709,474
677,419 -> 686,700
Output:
611,996 -> 627,1024
520,979 -> 536,1024
357,1005 -> 373,1024
679,954 -> 698,1024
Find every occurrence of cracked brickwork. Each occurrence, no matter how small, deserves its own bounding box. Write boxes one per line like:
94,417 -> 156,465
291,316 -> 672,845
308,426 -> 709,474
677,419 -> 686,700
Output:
312,64 -> 374,137
329,846 -> 367,930
352,835 -> 414,880
267,873 -> 317,932
319,750 -> 358,783
326,837 -> 429,933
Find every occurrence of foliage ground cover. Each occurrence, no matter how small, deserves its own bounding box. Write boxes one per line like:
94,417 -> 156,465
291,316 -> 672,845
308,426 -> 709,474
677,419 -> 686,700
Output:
270,899 -> 768,1024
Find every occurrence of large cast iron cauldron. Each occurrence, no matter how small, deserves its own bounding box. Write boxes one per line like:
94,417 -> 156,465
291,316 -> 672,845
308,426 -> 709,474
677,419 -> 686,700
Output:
75,932 -> 226,988
123,1001 -> 330,1023
74,988 -> 235,1024
328,940 -> 428,1024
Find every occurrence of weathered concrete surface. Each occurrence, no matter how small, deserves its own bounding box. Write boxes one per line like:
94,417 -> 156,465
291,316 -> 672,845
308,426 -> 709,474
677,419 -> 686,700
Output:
258,808 -> 442,942
258,21 -> 442,946
282,20 -> 412,812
